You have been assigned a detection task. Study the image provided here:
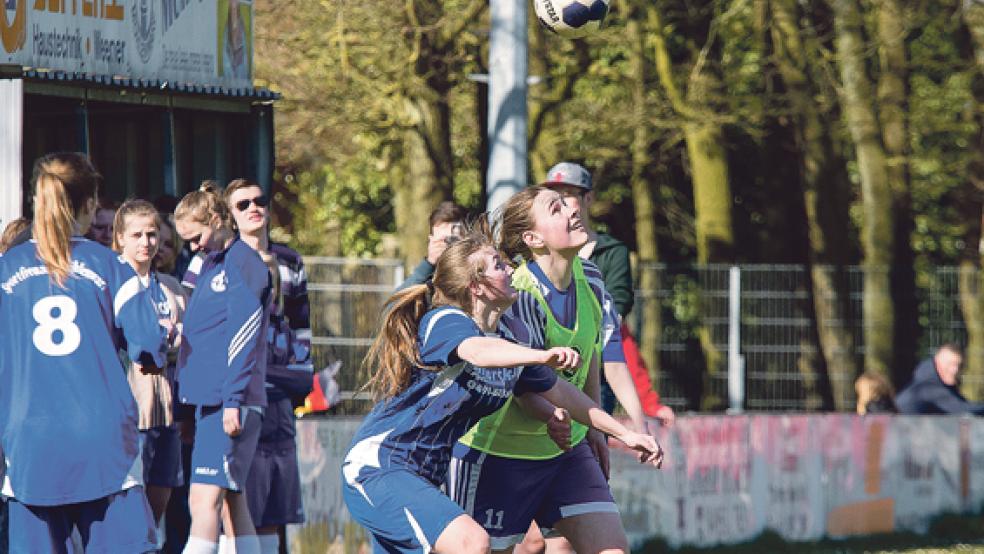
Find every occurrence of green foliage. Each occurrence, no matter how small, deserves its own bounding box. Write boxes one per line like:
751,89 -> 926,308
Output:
282,145 -> 394,257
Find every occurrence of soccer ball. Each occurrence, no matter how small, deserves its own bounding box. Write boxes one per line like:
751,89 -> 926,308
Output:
533,0 -> 610,39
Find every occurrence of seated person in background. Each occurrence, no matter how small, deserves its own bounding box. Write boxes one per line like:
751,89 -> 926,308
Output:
854,371 -> 897,415
896,344 -> 984,415
396,201 -> 467,291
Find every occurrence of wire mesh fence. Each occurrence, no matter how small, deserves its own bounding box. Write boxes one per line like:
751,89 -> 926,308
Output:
307,258 -> 975,415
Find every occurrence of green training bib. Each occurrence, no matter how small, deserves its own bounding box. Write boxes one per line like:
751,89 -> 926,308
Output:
458,257 -> 602,460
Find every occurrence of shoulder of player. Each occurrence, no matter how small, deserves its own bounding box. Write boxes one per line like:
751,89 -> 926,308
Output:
419,306 -> 480,340
269,242 -> 304,268
226,240 -> 268,276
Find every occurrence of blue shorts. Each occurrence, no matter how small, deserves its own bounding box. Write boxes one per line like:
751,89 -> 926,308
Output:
246,439 -> 304,527
449,440 -> 618,550
142,426 -> 184,488
190,406 -> 262,491
7,486 -> 156,554
342,469 -> 464,554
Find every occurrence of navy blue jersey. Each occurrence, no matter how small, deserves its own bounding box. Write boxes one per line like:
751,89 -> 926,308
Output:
504,259 -> 622,361
0,237 -> 167,506
342,307 -> 557,489
177,239 -> 272,408
265,243 -> 313,404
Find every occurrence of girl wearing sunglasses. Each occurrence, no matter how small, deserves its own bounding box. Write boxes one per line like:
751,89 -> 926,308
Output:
222,179 -> 313,554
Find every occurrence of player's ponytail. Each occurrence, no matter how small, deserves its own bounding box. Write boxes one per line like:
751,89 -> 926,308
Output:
364,228 -> 495,398
363,284 -> 431,398
31,153 -> 101,287
174,180 -> 234,230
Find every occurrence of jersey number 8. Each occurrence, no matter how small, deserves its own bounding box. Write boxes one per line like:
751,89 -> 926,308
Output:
32,295 -> 81,356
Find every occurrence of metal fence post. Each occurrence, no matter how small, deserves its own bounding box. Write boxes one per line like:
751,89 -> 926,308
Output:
728,265 -> 744,413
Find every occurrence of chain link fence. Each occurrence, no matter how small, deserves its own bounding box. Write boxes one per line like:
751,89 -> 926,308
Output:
307,258 -> 973,415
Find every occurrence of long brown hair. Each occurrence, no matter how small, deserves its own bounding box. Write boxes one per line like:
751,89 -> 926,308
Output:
364,228 -> 495,398
497,185 -> 545,262
31,153 -> 101,287
111,199 -> 161,253
0,218 -> 30,254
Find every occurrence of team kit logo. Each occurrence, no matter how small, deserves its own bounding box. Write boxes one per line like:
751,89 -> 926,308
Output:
211,270 -> 227,293
1,0 -> 26,54
130,0 -> 155,63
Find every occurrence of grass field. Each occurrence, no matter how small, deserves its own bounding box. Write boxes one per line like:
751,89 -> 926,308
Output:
636,514 -> 984,553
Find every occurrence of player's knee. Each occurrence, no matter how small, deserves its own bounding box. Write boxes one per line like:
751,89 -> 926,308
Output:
437,517 -> 490,554
187,486 -> 223,515
460,528 -> 491,554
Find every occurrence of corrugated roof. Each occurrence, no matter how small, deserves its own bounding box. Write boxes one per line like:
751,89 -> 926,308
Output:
22,69 -> 280,100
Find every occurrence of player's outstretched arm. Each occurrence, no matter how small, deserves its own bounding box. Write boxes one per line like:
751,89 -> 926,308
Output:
456,337 -> 579,370
540,379 -> 664,467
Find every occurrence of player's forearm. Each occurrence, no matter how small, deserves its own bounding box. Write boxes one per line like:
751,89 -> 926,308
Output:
456,336 -> 549,368
604,361 -> 647,430
542,379 -> 632,441
583,354 -> 601,403
514,392 -> 560,423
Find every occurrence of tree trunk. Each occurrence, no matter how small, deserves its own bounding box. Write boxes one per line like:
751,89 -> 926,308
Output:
832,0 -> 895,379
684,121 -> 735,263
527,26 -> 590,180
957,1 -> 984,399
392,0 -> 483,262
770,0 -> 857,409
874,0 -> 917,387
650,6 -> 734,409
627,4 -> 662,383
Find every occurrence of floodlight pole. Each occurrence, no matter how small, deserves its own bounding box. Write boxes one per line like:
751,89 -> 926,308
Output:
486,0 -> 528,214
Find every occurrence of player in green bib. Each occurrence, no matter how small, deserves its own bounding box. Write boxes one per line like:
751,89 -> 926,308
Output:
450,186 -> 664,553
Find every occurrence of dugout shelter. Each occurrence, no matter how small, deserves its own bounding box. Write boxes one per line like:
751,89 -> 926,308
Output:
0,0 -> 275,229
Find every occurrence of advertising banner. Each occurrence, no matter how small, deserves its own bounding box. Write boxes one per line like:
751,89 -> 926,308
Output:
293,415 -> 983,550
0,0 -> 252,88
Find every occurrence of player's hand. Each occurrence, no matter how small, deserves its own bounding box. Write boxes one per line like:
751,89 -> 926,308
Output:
617,431 -> 664,469
654,405 -> 676,427
426,234 -> 450,265
541,347 -> 580,371
587,428 -> 610,480
223,407 -> 243,437
546,407 -> 572,451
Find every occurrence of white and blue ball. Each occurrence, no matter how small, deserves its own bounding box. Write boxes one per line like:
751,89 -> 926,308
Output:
533,0 -> 610,39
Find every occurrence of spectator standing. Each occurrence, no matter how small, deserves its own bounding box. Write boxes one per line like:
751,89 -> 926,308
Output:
896,344 -> 984,415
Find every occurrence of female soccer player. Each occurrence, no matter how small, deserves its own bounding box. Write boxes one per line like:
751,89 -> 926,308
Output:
221,179 -> 312,554
0,152 -> 167,553
342,229 -> 661,554
175,184 -> 273,554
451,185 -> 659,553
112,199 -> 188,541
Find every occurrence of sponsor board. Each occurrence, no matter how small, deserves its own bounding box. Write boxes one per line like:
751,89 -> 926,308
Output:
294,415 -> 984,548
0,0 -> 252,89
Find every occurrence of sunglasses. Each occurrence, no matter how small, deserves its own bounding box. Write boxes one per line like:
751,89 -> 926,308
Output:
235,195 -> 269,212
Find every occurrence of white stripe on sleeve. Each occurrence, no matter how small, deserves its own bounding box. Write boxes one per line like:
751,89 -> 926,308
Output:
228,307 -> 262,365
114,275 -> 144,318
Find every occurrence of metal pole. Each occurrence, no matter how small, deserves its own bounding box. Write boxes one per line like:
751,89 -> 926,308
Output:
728,265 -> 744,413
486,0 -> 528,214
0,78 -> 23,228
